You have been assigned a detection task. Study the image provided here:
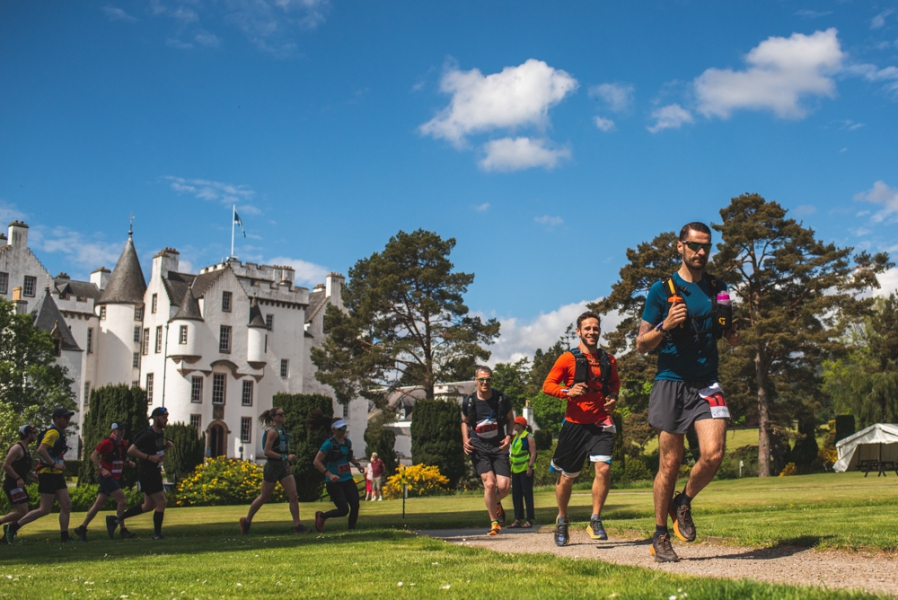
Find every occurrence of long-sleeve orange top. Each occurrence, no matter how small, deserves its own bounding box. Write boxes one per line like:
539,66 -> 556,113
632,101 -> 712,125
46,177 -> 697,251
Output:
542,346 -> 620,425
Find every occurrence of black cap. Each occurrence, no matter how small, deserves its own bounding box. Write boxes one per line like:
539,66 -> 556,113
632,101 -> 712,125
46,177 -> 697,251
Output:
52,407 -> 75,419
18,424 -> 35,437
150,407 -> 169,418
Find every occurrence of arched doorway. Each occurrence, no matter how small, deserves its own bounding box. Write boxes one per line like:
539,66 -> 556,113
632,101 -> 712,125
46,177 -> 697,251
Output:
208,422 -> 228,457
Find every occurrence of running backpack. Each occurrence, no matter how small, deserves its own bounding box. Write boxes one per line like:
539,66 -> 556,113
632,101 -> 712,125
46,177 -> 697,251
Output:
569,347 -> 612,394
660,273 -> 724,340
461,392 -> 512,430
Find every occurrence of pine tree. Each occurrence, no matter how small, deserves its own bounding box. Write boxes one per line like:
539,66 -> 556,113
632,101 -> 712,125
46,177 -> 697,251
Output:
410,398 -> 465,488
273,393 -> 334,502
77,384 -> 148,488
163,423 -> 205,483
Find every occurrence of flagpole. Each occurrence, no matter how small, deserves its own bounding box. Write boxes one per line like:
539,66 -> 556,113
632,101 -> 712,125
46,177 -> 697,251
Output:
231,205 -> 236,260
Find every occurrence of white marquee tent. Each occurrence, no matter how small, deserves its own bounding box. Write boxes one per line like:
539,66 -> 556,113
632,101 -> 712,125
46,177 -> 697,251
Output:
833,423 -> 898,472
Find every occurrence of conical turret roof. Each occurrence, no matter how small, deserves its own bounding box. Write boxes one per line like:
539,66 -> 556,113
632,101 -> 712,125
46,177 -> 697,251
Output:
248,298 -> 266,328
97,233 -> 146,305
31,288 -> 80,351
171,287 -> 203,321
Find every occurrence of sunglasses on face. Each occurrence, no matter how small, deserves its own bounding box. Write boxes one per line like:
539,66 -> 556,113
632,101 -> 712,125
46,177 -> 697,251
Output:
337,426 -> 348,431
684,241 -> 712,253
274,412 -> 285,417
475,378 -> 492,383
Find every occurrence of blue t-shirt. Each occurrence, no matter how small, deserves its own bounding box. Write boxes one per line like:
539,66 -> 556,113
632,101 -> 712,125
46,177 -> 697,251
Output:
642,273 -> 726,382
319,437 -> 353,482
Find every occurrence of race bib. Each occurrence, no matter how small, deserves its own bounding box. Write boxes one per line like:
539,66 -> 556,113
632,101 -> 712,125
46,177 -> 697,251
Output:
9,487 -> 26,503
156,450 -> 165,470
111,460 -> 124,474
474,418 -> 499,439
698,383 -> 730,419
597,414 -> 617,433
337,463 -> 351,475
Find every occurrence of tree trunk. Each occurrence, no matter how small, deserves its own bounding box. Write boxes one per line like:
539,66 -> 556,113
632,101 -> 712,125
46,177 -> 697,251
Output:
755,347 -> 771,477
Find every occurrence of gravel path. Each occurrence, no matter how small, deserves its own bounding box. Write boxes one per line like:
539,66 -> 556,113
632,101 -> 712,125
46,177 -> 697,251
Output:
419,527 -> 898,596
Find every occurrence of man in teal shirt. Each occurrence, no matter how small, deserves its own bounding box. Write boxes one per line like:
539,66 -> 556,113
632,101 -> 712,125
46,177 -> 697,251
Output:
637,222 -> 740,563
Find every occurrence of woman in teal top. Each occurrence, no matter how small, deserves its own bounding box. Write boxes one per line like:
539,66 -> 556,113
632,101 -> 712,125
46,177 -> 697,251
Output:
310,411 -> 363,532
239,407 -> 311,535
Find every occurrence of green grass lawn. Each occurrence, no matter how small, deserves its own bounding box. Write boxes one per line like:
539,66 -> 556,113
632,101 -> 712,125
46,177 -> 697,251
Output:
0,472 -> 894,598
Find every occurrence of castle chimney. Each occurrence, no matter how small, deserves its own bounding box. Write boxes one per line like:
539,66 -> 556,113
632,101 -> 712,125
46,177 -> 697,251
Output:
91,267 -> 111,291
152,247 -> 180,280
325,272 -> 344,304
7,221 -> 28,248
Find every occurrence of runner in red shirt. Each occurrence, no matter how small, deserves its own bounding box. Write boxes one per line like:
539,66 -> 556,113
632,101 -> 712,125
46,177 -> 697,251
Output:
543,311 -> 619,547
73,422 -> 137,541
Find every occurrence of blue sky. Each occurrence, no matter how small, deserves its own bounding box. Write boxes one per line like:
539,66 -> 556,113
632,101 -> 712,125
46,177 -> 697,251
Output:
2,0 -> 897,362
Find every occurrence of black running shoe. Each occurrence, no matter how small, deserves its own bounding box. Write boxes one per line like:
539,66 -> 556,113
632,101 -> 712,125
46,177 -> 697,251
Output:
293,524 -> 311,534
119,528 -> 136,539
554,518 -> 570,547
4,524 -> 15,546
239,517 -> 251,535
152,534 -> 165,540
586,517 -> 607,541
650,533 -> 679,562
73,525 -> 88,542
105,515 -> 118,540
495,503 -> 506,525
669,492 -> 696,542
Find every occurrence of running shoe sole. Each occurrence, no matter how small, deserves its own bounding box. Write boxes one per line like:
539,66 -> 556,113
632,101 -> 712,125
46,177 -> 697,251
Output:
669,493 -> 696,542
649,536 -> 679,562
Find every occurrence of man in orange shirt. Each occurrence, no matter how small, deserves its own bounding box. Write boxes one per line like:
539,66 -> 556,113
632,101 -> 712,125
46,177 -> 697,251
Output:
543,311 -> 619,547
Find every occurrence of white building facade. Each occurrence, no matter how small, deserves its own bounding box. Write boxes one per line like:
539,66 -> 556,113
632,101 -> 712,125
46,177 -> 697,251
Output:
0,220 -> 368,460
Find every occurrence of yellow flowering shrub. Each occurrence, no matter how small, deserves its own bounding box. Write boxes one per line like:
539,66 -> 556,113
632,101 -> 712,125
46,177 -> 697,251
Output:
171,457 -> 286,506
818,446 -> 838,466
382,464 -> 450,499
778,462 -> 798,477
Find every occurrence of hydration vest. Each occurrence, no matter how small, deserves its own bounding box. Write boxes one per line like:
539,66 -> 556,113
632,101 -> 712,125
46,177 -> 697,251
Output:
325,436 -> 351,464
510,432 -> 531,474
569,347 -> 612,394
265,427 -> 290,456
4,442 -> 32,485
106,436 -> 127,475
35,426 -> 68,469
660,273 -> 725,340
462,392 -> 512,440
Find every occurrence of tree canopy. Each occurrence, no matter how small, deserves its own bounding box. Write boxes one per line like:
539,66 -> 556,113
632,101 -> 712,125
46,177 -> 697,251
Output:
311,229 -> 499,403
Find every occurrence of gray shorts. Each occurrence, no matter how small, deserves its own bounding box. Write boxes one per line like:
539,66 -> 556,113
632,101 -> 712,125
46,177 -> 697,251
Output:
648,380 -> 729,434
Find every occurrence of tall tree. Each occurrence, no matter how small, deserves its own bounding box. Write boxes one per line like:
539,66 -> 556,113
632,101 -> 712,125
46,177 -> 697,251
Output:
77,384 -> 148,488
714,193 -> 891,476
311,229 -> 499,403
163,423 -> 206,484
491,358 -> 530,413
274,392 -> 334,502
822,294 -> 898,427
0,298 -> 75,426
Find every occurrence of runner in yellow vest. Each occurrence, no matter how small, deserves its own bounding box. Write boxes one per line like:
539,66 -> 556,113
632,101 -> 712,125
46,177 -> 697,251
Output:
507,416 -> 537,528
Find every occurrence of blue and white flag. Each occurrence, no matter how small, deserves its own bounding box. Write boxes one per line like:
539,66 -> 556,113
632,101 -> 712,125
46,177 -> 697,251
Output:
234,209 -> 246,237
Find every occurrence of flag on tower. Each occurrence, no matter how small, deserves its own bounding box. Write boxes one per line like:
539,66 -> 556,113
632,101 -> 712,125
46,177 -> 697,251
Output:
234,209 -> 246,237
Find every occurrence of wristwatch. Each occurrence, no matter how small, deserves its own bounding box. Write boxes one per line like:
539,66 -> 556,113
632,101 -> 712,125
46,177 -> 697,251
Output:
655,321 -> 673,341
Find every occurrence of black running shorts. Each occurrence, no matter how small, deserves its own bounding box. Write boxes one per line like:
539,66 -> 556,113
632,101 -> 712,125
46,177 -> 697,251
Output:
138,468 -> 165,496
648,380 -> 727,434
263,460 -> 291,483
37,473 -> 67,495
470,441 -> 511,478
551,421 -> 614,478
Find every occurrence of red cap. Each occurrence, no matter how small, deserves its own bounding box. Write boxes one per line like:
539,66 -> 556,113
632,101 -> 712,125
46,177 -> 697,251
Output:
514,416 -> 528,427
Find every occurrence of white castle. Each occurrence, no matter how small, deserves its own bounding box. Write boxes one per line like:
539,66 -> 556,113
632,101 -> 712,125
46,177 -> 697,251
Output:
0,220 -> 369,460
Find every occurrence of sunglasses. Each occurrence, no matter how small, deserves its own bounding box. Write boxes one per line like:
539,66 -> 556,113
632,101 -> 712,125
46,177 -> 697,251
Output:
684,241 -> 712,253
475,377 -> 492,383
274,412 -> 285,417
337,426 -> 348,431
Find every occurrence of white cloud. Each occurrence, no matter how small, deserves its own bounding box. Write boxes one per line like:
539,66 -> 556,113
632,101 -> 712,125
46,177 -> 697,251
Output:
534,215 -> 563,227
0,200 -> 26,224
474,203 -> 490,212
589,83 -> 634,112
37,227 -> 123,274
795,9 -> 833,19
871,9 -> 894,30
594,116 -> 615,131
838,119 -> 864,131
486,299 -> 623,365
163,176 -> 257,211
166,38 -> 193,50
103,6 -> 137,22
267,256 -> 330,286
845,63 -> 898,95
195,31 -> 221,48
876,268 -> 898,297
647,104 -> 694,133
479,137 -> 570,172
792,204 -> 817,217
419,59 -> 578,146
854,180 -> 898,223
694,28 -> 843,119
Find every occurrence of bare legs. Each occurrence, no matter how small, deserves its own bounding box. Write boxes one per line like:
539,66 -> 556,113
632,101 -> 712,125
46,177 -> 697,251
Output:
244,475 -> 301,527
556,462 -> 610,519
480,471 -> 510,521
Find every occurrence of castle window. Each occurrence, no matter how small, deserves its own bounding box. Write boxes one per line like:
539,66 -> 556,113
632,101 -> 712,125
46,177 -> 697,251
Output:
151,293 -> 158,314
86,328 -> 93,354
242,380 -> 253,406
133,352 -> 140,369
0,272 -> 7,294
23,276 -> 36,298
155,326 -> 163,353
83,381 -> 91,406
190,414 -> 202,432
134,306 -> 143,321
222,291 -> 232,312
240,417 -> 252,443
212,373 -> 226,404
142,328 -> 150,355
191,376 -> 203,403
280,359 -> 289,379
146,373 -> 154,404
265,315 -> 273,331
99,306 -> 106,320
179,325 -> 188,345
219,325 -> 231,353
134,326 -> 141,343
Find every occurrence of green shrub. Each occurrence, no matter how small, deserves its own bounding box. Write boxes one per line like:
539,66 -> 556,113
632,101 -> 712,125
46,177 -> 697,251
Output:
610,461 -> 624,484
530,393 -> 565,437
364,412 -> 399,477
410,399 -> 465,489
533,441 -> 558,487
456,458 -> 484,492
78,384 -> 148,488
717,445 -> 759,479
623,456 -> 652,482
163,422 -> 205,484
532,429 -> 553,451
64,460 -> 82,479
172,457 -> 285,507
274,393 -> 334,502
